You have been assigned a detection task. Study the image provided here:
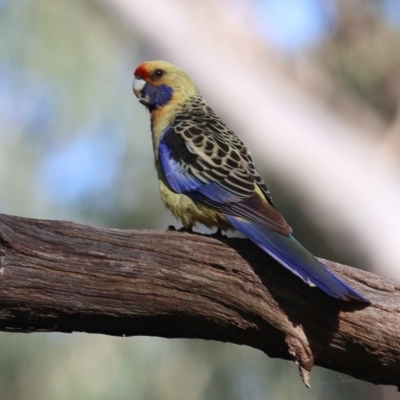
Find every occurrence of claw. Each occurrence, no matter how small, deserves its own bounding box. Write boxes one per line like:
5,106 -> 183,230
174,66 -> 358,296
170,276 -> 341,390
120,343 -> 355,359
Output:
213,228 -> 224,237
167,225 -> 193,233
177,226 -> 193,233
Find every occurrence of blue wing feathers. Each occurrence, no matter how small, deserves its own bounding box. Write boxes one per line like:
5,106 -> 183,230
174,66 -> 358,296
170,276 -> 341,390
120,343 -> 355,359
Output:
160,134 -> 241,203
226,216 -> 369,302
159,139 -> 202,192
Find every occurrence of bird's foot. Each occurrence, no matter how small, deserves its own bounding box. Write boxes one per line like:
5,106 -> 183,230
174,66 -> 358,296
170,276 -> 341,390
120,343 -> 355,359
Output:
210,228 -> 227,239
178,226 -> 193,233
211,228 -> 225,237
167,225 -> 193,233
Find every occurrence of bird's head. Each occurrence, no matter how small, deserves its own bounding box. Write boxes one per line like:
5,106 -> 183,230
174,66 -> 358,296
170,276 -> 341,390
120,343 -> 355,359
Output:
133,61 -> 200,112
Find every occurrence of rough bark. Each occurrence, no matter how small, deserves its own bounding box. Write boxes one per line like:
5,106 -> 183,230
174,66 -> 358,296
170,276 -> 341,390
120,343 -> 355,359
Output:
0,213 -> 399,388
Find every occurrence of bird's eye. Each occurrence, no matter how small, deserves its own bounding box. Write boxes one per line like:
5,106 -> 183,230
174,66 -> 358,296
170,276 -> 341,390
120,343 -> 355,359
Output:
154,69 -> 164,78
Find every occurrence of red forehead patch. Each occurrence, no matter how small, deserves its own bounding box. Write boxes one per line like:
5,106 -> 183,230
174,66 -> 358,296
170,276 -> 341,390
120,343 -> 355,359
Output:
134,64 -> 151,79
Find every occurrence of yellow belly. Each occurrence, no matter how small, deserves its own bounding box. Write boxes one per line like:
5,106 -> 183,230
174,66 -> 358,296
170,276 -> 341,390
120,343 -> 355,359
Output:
158,172 -> 232,230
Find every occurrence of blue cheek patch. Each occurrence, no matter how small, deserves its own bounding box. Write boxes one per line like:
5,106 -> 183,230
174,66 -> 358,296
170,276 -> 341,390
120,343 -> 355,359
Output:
144,84 -> 174,108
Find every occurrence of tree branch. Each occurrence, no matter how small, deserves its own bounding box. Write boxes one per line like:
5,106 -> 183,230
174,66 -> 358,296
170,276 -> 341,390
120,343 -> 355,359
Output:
0,213 -> 399,388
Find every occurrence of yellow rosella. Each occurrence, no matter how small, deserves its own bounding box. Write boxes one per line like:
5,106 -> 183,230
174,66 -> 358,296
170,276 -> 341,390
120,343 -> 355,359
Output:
133,60 -> 369,303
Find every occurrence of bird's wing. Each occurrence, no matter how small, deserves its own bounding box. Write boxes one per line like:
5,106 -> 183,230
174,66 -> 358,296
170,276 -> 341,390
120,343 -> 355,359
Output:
158,105 -> 292,235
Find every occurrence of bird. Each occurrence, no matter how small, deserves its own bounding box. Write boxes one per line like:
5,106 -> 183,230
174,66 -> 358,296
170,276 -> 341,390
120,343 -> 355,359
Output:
132,60 -> 369,303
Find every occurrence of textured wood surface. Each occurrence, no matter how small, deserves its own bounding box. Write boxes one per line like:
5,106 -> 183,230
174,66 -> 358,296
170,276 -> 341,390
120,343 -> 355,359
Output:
0,213 -> 399,388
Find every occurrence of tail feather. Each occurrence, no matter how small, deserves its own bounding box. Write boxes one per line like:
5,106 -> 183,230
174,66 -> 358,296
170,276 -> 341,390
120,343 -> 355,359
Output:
226,216 -> 369,303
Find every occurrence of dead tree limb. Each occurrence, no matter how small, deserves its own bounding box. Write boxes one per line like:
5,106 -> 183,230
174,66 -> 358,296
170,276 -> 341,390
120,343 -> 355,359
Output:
0,213 -> 399,388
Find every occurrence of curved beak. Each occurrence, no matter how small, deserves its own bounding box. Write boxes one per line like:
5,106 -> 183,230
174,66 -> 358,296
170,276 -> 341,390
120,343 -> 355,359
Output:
132,77 -> 151,107
132,77 -> 145,97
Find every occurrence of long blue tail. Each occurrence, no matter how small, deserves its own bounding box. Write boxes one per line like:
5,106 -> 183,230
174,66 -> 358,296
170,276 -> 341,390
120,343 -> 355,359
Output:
226,216 -> 369,302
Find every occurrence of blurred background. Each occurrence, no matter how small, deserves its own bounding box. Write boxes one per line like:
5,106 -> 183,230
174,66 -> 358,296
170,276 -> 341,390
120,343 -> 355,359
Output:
0,0 -> 399,399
